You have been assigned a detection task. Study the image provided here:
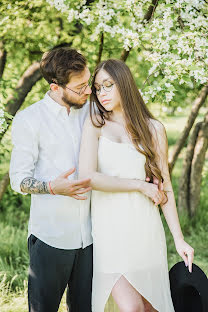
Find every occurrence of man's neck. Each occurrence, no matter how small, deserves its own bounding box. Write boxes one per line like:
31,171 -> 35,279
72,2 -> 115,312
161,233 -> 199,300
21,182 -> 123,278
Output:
48,90 -> 70,114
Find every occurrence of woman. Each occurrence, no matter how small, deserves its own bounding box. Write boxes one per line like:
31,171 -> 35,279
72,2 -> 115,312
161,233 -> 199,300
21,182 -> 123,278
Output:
79,59 -> 194,312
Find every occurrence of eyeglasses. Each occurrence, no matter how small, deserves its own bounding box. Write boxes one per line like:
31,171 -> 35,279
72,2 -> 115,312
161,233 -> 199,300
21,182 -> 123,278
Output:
65,80 -> 91,96
93,81 -> 115,95
52,76 -> 92,96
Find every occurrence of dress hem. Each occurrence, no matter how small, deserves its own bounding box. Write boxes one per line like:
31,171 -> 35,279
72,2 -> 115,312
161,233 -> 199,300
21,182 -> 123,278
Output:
93,273 -> 160,312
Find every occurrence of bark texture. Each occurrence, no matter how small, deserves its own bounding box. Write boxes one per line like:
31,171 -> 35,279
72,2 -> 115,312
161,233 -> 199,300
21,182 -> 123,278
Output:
178,122 -> 202,213
178,112 -> 208,217
96,33 -> 104,66
120,0 -> 159,61
189,113 -> 208,216
5,62 -> 42,116
169,84 -> 208,173
0,173 -> 10,203
0,41 -> 7,78
0,62 -> 42,142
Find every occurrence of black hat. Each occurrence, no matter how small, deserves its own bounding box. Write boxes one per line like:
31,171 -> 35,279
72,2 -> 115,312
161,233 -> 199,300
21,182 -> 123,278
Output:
169,261 -> 208,312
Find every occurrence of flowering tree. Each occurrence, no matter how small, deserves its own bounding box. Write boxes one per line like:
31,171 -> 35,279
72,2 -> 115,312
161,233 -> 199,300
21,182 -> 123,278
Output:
1,0 -> 208,133
47,0 -> 208,103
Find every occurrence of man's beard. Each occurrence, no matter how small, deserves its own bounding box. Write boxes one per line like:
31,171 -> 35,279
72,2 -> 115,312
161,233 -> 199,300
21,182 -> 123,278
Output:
62,94 -> 87,110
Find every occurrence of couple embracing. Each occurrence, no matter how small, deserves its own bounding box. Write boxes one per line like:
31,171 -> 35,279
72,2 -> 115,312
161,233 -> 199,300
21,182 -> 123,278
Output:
9,47 -> 194,312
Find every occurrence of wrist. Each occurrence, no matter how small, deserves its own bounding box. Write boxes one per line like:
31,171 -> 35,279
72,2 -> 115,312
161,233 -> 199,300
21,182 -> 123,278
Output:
48,181 -> 55,195
136,179 -> 146,194
173,234 -> 184,243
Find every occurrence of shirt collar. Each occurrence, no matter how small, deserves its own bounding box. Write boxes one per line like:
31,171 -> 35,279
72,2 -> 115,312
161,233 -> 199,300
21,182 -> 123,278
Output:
43,91 -> 70,116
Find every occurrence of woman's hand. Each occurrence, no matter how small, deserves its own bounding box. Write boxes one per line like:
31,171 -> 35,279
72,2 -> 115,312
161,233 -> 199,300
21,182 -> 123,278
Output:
174,238 -> 194,273
141,181 -> 166,206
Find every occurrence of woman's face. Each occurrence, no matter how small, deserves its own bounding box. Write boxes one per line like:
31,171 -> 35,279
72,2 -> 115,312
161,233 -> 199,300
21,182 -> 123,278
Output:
94,69 -> 121,112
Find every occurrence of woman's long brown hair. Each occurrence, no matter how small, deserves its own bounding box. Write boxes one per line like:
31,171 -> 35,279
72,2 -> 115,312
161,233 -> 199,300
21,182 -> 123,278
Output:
90,59 -> 163,183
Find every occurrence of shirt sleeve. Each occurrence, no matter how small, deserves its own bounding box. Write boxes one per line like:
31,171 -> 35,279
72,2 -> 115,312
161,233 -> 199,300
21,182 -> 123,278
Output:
9,112 -> 39,195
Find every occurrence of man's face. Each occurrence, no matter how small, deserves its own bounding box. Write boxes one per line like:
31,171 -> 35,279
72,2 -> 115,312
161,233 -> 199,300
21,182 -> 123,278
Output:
62,67 -> 92,109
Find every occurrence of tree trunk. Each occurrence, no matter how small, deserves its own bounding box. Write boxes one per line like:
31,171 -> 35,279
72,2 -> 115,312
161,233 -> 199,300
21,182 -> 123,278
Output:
120,49 -> 131,62
178,122 -> 202,214
178,112 -> 208,217
96,33 -> 104,66
143,0 -> 159,21
169,84 -> 208,173
0,62 -> 42,142
189,113 -> 208,217
0,41 -> 7,78
5,62 -> 41,116
0,172 -> 10,203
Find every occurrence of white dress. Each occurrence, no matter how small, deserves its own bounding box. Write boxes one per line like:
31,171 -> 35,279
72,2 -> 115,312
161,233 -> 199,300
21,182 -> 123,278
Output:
91,136 -> 175,312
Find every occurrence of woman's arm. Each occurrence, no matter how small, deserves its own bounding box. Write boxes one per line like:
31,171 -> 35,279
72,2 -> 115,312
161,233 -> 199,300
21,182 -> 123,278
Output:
79,116 -> 163,205
151,120 -> 194,272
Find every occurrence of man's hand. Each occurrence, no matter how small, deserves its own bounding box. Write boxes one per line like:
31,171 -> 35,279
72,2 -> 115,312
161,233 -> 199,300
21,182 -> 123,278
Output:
50,168 -> 92,200
141,182 -> 164,206
145,176 -> 167,206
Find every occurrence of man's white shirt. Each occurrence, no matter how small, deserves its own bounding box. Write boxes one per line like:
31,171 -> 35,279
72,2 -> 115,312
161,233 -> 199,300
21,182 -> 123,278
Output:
9,92 -> 92,249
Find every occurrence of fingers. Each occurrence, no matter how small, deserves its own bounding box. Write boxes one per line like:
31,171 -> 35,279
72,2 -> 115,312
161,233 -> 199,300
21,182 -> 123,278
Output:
180,249 -> 194,273
181,253 -> 189,268
153,191 -> 164,206
71,194 -> 88,200
60,168 -> 76,178
153,176 -> 159,185
70,183 -> 91,192
71,187 -> 92,194
187,248 -> 194,273
71,178 -> 91,188
146,177 -> 150,182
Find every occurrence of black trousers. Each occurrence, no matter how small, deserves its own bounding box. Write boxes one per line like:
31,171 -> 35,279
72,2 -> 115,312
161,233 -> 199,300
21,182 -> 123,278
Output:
28,234 -> 93,312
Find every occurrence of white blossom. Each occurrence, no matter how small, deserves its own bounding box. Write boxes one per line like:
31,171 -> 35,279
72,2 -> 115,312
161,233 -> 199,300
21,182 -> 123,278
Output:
36,0 -> 208,104
0,108 -> 7,134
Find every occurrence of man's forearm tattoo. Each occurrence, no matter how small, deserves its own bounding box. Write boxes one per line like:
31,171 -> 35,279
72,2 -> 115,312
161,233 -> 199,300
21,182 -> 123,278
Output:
20,177 -> 50,194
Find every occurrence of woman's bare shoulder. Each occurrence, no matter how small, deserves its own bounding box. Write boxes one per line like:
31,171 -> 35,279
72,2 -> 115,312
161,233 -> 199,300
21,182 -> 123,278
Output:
148,118 -> 166,136
83,114 -> 102,136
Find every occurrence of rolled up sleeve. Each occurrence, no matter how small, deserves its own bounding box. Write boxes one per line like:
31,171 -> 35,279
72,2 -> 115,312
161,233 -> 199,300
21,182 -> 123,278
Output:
9,112 -> 39,195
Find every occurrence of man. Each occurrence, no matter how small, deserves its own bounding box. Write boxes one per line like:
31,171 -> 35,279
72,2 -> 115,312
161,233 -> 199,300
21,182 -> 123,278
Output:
9,47 -> 166,312
10,47 -> 93,312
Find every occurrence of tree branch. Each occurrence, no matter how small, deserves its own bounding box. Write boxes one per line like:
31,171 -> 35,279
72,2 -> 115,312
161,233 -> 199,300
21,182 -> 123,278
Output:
0,62 -> 42,142
96,32 -> 104,66
0,173 -> 10,203
143,0 -> 159,22
120,0 -> 160,62
120,49 -> 131,62
0,41 -> 7,78
178,121 -> 202,214
169,83 -> 208,173
5,62 -> 42,116
189,111 -> 208,216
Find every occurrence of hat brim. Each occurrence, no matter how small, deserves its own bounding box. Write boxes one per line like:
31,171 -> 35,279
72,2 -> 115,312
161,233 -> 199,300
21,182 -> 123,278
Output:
169,261 -> 208,312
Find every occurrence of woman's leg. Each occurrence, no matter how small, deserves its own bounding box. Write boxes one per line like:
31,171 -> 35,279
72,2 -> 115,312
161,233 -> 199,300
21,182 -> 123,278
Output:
111,275 -> 145,312
142,296 -> 158,312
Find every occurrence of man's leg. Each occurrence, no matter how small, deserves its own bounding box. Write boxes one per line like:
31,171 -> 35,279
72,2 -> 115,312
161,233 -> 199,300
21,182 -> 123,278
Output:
66,244 -> 93,312
28,234 -> 76,312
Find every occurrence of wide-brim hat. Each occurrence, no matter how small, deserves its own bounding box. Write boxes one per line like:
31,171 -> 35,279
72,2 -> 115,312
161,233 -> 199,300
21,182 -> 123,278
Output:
169,261 -> 208,312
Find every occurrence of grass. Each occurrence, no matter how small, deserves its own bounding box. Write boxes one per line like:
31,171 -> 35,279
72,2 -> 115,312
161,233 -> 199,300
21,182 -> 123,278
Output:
0,113 -> 208,311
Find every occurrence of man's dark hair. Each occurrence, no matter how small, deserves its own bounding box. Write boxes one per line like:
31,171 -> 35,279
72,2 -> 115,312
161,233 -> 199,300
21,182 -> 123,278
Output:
40,47 -> 86,87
